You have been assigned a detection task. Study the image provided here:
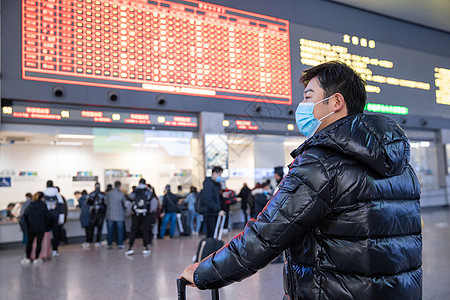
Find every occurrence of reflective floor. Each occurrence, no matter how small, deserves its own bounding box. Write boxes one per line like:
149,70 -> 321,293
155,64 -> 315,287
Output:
1,206 -> 449,300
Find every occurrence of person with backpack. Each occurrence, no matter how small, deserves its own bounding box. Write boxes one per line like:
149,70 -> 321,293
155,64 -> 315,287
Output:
125,178 -> 157,255
105,181 -> 128,249
158,185 -> 179,239
86,182 -> 107,248
43,180 -> 65,257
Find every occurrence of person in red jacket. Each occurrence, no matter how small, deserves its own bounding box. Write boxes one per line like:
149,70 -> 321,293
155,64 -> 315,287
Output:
181,61 -> 422,299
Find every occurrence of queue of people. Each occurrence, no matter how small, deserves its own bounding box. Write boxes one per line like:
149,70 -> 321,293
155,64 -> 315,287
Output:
14,172 -> 279,266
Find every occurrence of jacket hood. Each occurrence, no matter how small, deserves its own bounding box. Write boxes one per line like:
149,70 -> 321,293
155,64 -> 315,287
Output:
291,114 -> 410,178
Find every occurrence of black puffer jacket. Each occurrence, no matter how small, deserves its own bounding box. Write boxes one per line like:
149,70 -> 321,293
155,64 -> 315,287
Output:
194,114 -> 422,299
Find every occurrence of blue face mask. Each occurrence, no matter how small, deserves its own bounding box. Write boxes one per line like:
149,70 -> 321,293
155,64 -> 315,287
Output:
295,95 -> 335,138
215,176 -> 222,183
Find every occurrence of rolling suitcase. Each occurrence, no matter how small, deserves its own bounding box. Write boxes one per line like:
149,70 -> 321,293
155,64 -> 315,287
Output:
30,231 -> 52,260
194,215 -> 225,262
177,277 -> 219,300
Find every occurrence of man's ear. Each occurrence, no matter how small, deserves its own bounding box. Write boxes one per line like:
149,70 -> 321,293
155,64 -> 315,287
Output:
333,93 -> 346,113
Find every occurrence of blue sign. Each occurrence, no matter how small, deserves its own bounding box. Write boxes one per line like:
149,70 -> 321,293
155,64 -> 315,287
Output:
0,177 -> 12,187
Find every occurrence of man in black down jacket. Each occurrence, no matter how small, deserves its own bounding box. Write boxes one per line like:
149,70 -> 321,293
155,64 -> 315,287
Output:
181,61 -> 422,299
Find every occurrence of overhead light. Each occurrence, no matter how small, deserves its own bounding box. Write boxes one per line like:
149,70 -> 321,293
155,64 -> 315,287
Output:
283,141 -> 301,146
222,120 -> 230,127
50,141 -> 83,146
287,124 -> 294,130
57,134 -> 95,139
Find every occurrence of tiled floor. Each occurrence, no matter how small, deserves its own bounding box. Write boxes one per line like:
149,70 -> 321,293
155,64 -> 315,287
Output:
1,206 -> 449,300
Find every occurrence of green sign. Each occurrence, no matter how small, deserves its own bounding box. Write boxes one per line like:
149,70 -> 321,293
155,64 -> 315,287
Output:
364,103 -> 409,115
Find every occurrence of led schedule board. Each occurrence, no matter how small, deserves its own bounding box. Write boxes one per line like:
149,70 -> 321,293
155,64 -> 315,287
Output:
21,0 -> 291,104
1,102 -> 198,130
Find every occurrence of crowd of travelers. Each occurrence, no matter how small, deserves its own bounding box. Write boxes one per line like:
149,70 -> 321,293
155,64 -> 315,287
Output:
15,168 -> 282,264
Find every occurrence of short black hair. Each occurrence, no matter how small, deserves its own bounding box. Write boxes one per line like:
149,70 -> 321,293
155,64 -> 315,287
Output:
300,61 -> 366,115
114,181 -> 121,188
139,178 -> 146,185
46,180 -> 54,187
26,193 -> 32,198
212,166 -> 223,174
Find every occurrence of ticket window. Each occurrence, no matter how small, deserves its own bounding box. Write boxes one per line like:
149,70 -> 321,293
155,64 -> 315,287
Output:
409,141 -> 440,191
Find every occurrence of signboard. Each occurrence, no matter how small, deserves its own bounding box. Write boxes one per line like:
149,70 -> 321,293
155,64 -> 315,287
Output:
21,0 -> 291,104
1,102 -> 198,130
0,177 -> 12,187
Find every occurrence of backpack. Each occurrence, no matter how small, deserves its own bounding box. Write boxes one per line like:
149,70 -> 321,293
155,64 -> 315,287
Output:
44,195 -> 58,211
133,188 -> 149,216
91,192 -> 106,214
194,190 -> 205,214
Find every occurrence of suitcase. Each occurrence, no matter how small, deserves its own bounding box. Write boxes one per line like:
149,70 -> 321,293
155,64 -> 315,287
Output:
177,277 -> 219,300
194,215 -> 225,263
30,232 -> 52,260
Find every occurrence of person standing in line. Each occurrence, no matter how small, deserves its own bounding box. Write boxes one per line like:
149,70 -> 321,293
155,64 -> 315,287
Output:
21,192 -> 49,265
158,185 -> 179,239
105,181 -> 128,249
77,190 -> 91,248
237,183 -> 251,225
273,166 -> 284,187
181,61 -> 422,299
19,193 -> 33,244
251,182 -> 271,217
125,178 -> 157,255
43,180 -> 65,257
55,186 -> 68,245
86,182 -> 106,248
201,166 -> 226,238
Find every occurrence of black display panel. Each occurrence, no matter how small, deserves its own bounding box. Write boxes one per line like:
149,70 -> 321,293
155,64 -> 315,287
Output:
1,0 -> 449,122
21,0 -> 291,104
1,101 -> 198,130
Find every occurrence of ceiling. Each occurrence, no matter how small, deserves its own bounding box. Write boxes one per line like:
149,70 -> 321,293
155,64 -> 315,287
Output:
329,0 -> 450,33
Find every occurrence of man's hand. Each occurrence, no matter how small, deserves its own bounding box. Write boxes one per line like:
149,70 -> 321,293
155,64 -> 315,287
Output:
181,262 -> 199,287
219,210 -> 226,217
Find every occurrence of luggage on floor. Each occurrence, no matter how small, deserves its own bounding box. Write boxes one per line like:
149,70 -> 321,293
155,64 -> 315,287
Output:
30,232 -> 52,260
194,215 -> 225,263
177,277 -> 219,300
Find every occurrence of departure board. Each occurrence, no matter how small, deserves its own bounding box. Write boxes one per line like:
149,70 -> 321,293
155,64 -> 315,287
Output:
1,102 -> 198,129
21,0 -> 292,104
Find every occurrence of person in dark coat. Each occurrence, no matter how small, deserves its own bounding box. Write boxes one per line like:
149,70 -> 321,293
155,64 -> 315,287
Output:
77,190 -> 90,247
21,192 -> 50,264
86,182 -> 106,247
201,166 -> 225,238
181,61 -> 422,300
237,183 -> 251,224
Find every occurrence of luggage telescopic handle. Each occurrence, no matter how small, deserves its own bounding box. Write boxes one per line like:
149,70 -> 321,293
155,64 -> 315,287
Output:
177,277 -> 220,300
177,277 -> 190,300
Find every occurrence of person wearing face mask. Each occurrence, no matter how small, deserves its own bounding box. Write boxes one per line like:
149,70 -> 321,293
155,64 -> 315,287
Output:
201,166 -> 225,238
181,61 -> 422,300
